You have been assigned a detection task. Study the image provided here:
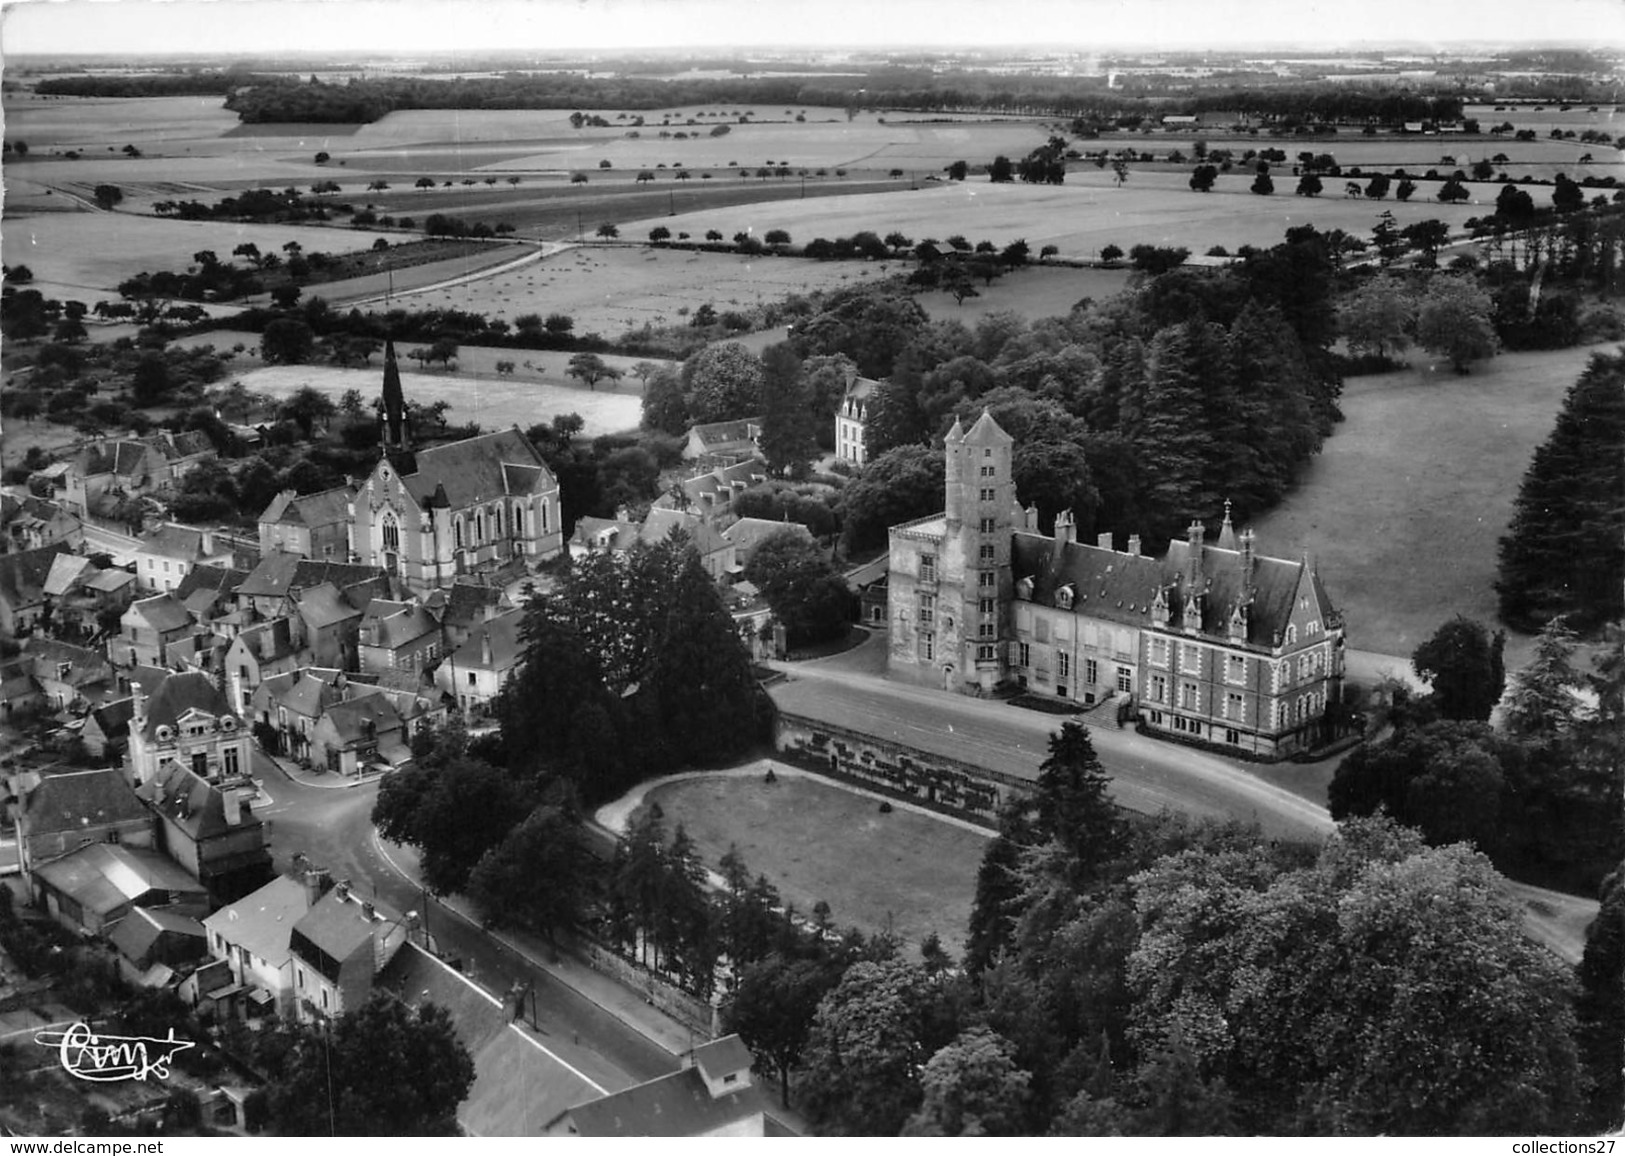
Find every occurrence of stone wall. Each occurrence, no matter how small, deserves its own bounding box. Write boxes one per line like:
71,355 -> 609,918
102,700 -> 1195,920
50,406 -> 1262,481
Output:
574,937 -> 719,1041
775,711 -> 1032,828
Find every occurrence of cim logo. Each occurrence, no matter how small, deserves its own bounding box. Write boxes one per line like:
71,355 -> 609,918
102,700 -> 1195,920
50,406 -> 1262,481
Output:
34,1022 -> 195,1082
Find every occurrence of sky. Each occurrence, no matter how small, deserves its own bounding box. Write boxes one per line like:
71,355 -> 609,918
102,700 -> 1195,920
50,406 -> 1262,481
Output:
2,0 -> 1623,57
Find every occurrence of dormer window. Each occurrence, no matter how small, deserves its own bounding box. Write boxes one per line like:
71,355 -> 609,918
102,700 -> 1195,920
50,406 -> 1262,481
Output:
1055,584 -> 1074,611
1015,577 -> 1034,601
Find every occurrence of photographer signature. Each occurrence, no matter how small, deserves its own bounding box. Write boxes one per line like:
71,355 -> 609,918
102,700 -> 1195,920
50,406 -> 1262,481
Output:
34,1022 -> 195,1082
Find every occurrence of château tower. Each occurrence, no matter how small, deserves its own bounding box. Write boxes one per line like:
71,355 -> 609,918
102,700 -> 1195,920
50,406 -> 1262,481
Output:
945,410 -> 1015,689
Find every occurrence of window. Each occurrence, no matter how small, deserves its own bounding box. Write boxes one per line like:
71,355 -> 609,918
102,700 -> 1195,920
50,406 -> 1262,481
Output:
976,644 -> 996,661
1149,637 -> 1170,667
979,517 -> 996,533
980,487 -> 996,502
979,571 -> 996,589
1116,666 -> 1132,693
467,672 -> 477,687
919,633 -> 934,661
1148,673 -> 1167,703
1286,624 -> 1297,645
1226,654 -> 1246,684
920,554 -> 937,583
1226,692 -> 1244,722
1180,643 -> 1202,675
494,505 -> 504,537
454,518 -> 464,548
1058,652 -> 1070,679
1086,658 -> 1099,684
1018,643 -> 1031,667
979,621 -> 996,639
192,752 -> 208,777
1180,683 -> 1199,710
382,515 -> 399,551
475,512 -> 484,543
541,502 -> 549,533
1307,619 -> 1320,636
980,544 -> 995,562
919,594 -> 935,625
979,597 -> 996,614
146,559 -> 155,570
980,464 -> 996,477
224,748 -> 240,778
1300,655 -> 1313,679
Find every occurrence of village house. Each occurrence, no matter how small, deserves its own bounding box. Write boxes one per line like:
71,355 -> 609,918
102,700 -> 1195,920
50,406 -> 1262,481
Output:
721,518 -> 815,573
31,842 -> 208,937
133,524 -> 236,594
545,1035 -> 792,1137
43,554 -> 138,638
138,762 -> 272,904
108,905 -> 209,989
9,767 -> 155,881
886,412 -> 1347,760
436,608 -> 523,720
652,459 -> 768,524
428,580 -> 512,657
567,513 -> 642,561
1,493 -> 81,551
249,668 -> 346,763
258,485 -> 356,561
308,692 -> 412,777
22,637 -> 116,712
116,593 -> 197,669
234,552 -> 390,623
288,880 -> 408,1024
362,668 -> 450,741
682,417 -> 762,464
59,430 -> 216,519
224,616 -> 308,713
174,564 -> 253,633
358,598 -> 441,675
0,542 -> 75,639
351,344 -> 563,592
126,670 -> 252,788
834,374 -> 879,467
201,871 -> 320,1021
83,697 -> 138,762
641,508 -> 734,582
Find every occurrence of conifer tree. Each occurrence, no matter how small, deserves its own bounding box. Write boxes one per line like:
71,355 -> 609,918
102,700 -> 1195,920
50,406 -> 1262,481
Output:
758,342 -> 817,477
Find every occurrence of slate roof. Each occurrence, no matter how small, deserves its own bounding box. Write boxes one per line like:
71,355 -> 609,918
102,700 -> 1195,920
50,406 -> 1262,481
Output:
569,516 -> 642,554
291,887 -> 401,966
85,568 -> 137,594
138,762 -> 261,842
89,697 -> 138,741
640,508 -> 728,556
322,694 -> 403,746
174,565 -> 251,602
720,518 -> 812,562
127,593 -> 194,634
440,581 -> 511,628
361,600 -> 438,650
0,542 -> 74,606
109,905 -> 206,963
259,486 -> 353,528
396,428 -> 557,509
296,582 -> 361,631
25,639 -> 113,694
140,670 -> 237,741
238,553 -> 385,601
43,554 -> 93,596
235,617 -> 303,665
559,1059 -> 774,1137
660,459 -> 767,513
692,1035 -> 753,1083
34,843 -> 204,917
202,875 -> 310,969
687,417 -> 762,448
21,767 -> 149,836
253,669 -> 345,719
451,609 -> 524,672
138,525 -> 217,563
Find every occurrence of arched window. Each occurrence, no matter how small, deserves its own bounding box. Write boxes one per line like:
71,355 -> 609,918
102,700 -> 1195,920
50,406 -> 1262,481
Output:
512,503 -> 524,537
382,515 -> 399,551
493,505 -> 504,538
454,517 -> 464,549
475,512 -> 484,543
1285,624 -> 1297,646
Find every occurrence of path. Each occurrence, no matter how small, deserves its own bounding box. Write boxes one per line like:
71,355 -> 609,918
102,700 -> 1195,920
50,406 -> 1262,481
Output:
333,243 -> 570,308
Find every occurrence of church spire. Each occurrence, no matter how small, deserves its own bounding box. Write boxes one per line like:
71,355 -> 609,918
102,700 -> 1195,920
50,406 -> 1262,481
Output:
381,339 -> 409,454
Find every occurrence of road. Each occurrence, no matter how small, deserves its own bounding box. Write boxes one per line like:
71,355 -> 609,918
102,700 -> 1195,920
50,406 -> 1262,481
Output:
766,636 -> 1598,963
248,747 -> 677,1094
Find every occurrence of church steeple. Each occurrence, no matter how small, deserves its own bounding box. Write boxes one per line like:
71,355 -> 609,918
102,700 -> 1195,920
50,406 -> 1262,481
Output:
381,339 -> 409,454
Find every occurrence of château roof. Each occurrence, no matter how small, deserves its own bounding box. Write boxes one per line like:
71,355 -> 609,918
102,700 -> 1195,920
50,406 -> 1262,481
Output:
961,408 -> 1013,446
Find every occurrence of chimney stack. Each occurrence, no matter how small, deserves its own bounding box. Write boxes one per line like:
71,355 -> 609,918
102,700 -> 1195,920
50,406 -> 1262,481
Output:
1128,534 -> 1141,557
1054,509 -> 1074,545
1096,530 -> 1113,550
1185,520 -> 1205,591
200,529 -> 216,557
1241,528 -> 1256,593
480,628 -> 493,668
301,866 -> 333,907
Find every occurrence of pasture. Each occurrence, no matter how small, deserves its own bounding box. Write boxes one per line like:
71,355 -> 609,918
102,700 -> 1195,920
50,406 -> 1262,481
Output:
622,170 -> 1505,263
1250,342 -> 1606,665
635,768 -> 989,960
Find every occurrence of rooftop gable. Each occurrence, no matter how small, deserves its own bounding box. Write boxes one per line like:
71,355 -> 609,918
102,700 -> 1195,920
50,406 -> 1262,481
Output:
396,428 -> 557,510
202,874 -> 311,969
21,767 -> 149,836
141,670 -> 238,740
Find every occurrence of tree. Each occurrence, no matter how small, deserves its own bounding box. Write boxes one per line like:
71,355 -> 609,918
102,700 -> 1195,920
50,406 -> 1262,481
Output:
1364,172 -> 1392,200
1337,276 -> 1414,362
1497,352 -> 1625,630
1372,210 -> 1407,265
964,798 -> 1040,974
640,366 -> 689,435
1576,861 -> 1625,1131
727,954 -> 837,1109
1415,276 -> 1498,373
681,341 -> 764,423
799,959 -> 931,1135
743,529 -> 849,646
1400,218 -> 1451,265
1412,615 -> 1506,721
989,155 -> 1014,182
763,228 -> 791,250
566,352 -> 622,390
279,385 -> 337,439
1328,720 -> 1509,851
465,802 -> 596,944
1035,722 -> 1126,888
1250,169 -> 1274,195
1437,177 -> 1469,203
647,225 -> 670,243
1188,164 -> 1217,193
596,222 -> 619,239
1503,617 -> 1585,737
262,994 -> 475,1135
260,318 -> 316,365
839,443 -> 945,553
1552,173 -> 1585,213
947,159 -> 969,180
1295,173 -> 1323,197
903,1028 -> 1032,1136
758,342 -> 816,476
1099,243 -> 1124,264
92,184 -> 123,209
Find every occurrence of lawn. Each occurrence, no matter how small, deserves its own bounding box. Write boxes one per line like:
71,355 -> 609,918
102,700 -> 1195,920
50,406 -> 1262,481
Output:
1249,342 -> 1605,665
637,770 -> 989,961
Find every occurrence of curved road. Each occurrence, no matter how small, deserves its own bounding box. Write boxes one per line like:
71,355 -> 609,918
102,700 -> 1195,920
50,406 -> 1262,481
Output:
765,638 -> 1597,963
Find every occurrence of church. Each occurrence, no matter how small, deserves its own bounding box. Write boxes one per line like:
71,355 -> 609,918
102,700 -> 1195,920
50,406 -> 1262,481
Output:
350,342 -> 563,593
886,411 -> 1346,760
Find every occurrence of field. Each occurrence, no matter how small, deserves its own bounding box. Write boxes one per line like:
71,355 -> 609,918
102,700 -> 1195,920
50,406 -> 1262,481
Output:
623,169 -> 1508,262
635,768 -> 989,960
1251,342 -> 1604,665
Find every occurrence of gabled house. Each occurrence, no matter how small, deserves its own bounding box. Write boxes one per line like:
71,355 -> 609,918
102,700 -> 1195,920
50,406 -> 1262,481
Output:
126,670 -> 251,787
682,417 -> 762,464
134,524 -> 235,594
61,431 -> 215,519
51,564 -> 139,638
653,459 -> 768,524
83,697 -> 138,761
224,616 -> 308,713
435,608 -> 523,720
174,564 -> 253,630
834,374 -> 879,466
308,692 -> 412,777
0,541 -> 75,640
108,905 -> 209,988
116,593 -> 198,670
138,762 -> 272,904
358,599 -> 440,676
234,552 -> 389,622
546,1035 -> 791,1137
288,880 -> 408,1024
249,668 -> 346,763
258,486 -> 356,562
10,767 -> 155,881
720,518 -> 815,572
567,514 -> 642,561
31,842 -> 208,937
354,356 -> 563,593
1,493 -> 81,551
202,871 -> 321,1020
362,668 -> 450,742
295,581 -> 365,671
430,581 -> 512,657
23,638 -> 116,712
